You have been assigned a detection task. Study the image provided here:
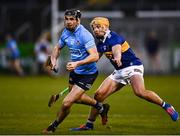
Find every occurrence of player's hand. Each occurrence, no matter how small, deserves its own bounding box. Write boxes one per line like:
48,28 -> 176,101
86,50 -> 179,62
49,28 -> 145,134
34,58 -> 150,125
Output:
112,58 -> 122,67
44,56 -> 53,69
66,62 -> 79,71
50,56 -> 57,70
44,56 -> 58,73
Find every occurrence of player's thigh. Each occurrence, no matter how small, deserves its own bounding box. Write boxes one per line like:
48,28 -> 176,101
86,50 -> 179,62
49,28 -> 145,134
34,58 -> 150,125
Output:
130,74 -> 145,94
95,77 -> 124,100
63,84 -> 85,104
68,84 -> 73,91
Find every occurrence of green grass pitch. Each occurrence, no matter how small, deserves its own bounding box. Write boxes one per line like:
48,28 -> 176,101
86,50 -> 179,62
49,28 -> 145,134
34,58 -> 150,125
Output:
0,75 -> 180,135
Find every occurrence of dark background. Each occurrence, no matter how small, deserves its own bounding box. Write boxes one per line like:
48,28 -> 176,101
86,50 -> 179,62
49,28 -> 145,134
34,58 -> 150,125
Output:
1,0 -> 180,42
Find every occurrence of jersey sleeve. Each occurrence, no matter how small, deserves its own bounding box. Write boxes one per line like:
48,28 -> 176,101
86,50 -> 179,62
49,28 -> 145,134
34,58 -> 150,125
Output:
58,36 -> 65,49
96,44 -> 102,52
83,31 -> 96,50
110,33 -> 125,47
110,33 -> 130,52
58,30 -> 66,49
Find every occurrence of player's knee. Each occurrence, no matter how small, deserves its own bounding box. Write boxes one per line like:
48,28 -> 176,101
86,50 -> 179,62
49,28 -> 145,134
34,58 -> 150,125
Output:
94,91 -> 104,102
62,100 -> 73,109
134,88 -> 145,98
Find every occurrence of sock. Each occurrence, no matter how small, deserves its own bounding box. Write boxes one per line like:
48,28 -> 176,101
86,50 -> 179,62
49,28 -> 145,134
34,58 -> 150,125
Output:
94,102 -> 103,113
51,120 -> 60,129
161,101 -> 166,108
85,120 -> 94,128
162,101 -> 171,110
87,119 -> 94,124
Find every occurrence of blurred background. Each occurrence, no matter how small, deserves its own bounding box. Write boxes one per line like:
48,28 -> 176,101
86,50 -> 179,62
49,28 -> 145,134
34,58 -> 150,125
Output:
0,0 -> 180,75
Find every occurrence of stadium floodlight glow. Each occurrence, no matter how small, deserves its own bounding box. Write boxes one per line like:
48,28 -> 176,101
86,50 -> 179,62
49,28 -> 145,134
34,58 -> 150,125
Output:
136,10 -> 180,18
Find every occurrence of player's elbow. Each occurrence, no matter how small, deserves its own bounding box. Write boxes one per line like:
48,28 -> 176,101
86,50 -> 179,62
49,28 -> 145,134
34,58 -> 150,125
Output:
52,45 -> 60,57
54,45 -> 60,52
93,53 -> 99,62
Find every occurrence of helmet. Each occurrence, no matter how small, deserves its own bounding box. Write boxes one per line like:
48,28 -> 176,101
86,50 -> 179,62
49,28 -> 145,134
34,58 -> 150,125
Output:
64,9 -> 81,19
90,17 -> 110,28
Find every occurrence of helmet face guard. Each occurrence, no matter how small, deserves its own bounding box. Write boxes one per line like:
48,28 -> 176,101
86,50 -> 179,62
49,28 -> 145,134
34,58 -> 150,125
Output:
64,9 -> 81,20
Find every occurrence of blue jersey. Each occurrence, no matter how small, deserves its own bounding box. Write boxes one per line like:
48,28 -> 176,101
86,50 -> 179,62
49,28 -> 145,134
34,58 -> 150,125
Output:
6,39 -> 20,59
59,24 -> 98,74
97,31 -> 142,70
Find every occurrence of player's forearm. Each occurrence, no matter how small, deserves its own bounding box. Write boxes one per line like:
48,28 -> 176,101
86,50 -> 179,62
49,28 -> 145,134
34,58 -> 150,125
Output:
77,53 -> 99,66
112,45 -> 121,60
51,45 -> 60,59
112,45 -> 122,66
113,50 -> 121,60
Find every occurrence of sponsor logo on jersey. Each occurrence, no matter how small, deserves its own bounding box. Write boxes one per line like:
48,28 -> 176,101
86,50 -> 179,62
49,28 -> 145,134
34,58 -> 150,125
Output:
76,40 -> 80,45
70,39 -> 75,45
69,48 -> 82,57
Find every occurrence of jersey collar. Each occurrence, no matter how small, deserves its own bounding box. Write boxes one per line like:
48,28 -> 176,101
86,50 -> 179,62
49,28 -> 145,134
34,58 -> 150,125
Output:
74,24 -> 81,33
102,29 -> 110,43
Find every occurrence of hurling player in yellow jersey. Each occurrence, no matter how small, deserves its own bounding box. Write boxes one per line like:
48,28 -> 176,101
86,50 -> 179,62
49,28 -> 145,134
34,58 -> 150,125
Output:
70,17 -> 179,130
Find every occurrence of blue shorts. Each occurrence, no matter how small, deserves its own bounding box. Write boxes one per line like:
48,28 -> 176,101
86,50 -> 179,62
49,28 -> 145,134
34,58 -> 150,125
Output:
69,71 -> 98,91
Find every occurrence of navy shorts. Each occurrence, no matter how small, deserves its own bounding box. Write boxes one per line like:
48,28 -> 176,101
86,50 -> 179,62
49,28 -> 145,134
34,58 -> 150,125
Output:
69,71 -> 98,91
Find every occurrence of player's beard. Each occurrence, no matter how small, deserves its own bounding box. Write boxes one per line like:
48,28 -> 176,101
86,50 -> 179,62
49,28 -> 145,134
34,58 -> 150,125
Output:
95,35 -> 104,40
95,31 -> 106,40
66,24 -> 78,32
66,27 -> 75,32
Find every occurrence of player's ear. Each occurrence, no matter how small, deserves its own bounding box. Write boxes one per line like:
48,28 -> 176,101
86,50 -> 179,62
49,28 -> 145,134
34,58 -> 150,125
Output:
77,18 -> 80,24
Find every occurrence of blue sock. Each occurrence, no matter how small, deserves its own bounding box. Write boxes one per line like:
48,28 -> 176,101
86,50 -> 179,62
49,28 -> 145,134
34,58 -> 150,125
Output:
85,121 -> 93,128
162,101 -> 171,110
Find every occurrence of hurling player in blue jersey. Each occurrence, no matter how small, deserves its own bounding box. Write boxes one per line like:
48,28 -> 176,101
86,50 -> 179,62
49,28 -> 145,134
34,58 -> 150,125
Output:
70,17 -> 179,131
5,34 -> 24,76
42,10 -> 109,134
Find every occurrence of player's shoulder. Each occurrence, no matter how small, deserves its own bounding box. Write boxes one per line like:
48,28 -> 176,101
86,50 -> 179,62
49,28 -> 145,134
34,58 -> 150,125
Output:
60,28 -> 70,40
78,25 -> 94,41
78,25 -> 92,36
108,31 -> 125,44
110,31 -> 125,40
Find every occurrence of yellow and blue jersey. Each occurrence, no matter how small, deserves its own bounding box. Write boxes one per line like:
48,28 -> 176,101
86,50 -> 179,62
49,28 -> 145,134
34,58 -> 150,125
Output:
97,31 -> 142,70
59,24 -> 98,74
6,39 -> 20,59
